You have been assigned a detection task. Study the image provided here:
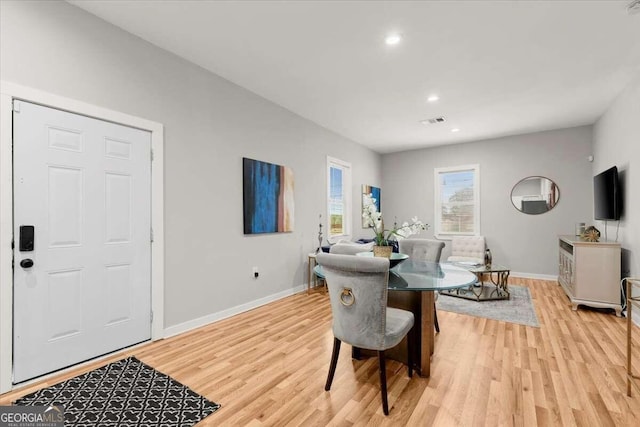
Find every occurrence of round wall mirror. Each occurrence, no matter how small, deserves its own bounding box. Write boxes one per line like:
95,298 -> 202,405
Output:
511,176 -> 559,215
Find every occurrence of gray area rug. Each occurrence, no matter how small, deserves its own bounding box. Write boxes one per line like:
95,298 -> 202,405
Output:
437,285 -> 540,327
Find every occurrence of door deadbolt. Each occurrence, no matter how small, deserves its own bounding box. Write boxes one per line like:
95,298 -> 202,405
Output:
20,259 -> 34,269
19,225 -> 34,251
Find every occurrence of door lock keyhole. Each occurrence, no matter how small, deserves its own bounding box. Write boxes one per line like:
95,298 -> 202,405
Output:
20,259 -> 34,269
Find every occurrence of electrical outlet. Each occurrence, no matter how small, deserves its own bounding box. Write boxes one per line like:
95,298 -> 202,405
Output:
253,266 -> 259,278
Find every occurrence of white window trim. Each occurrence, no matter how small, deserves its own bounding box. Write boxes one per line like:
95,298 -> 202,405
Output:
326,156 -> 352,243
434,164 -> 480,240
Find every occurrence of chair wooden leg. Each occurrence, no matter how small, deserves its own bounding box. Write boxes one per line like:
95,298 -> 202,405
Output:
351,346 -> 362,360
407,331 -> 413,378
378,350 -> 389,415
434,303 -> 440,333
325,337 -> 341,391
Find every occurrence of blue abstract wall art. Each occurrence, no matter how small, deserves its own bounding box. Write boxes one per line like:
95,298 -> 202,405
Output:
243,158 -> 294,234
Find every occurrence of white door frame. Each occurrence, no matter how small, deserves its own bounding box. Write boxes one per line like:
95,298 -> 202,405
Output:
0,81 -> 165,393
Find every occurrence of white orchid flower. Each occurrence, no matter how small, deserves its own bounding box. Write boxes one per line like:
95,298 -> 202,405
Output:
362,194 -> 430,245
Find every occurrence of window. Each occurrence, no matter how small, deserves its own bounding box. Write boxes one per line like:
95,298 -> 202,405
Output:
434,164 -> 480,238
327,157 -> 352,241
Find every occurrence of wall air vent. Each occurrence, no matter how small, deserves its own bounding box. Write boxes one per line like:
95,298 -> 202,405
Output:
420,117 -> 446,125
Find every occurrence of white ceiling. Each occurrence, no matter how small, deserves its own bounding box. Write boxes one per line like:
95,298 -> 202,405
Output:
69,0 -> 640,154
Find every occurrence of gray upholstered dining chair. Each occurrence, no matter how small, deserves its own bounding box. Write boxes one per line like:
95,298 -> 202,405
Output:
399,238 -> 445,263
308,242 -> 375,293
316,253 -> 414,416
399,238 -> 445,333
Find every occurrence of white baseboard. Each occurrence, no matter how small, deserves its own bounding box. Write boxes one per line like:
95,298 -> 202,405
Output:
632,308 -> 640,328
510,271 -> 558,281
163,284 -> 307,338
162,274 -> 640,338
622,306 -> 640,328
622,307 -> 640,327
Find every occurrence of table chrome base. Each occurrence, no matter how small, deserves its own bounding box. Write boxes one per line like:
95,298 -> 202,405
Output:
440,270 -> 510,301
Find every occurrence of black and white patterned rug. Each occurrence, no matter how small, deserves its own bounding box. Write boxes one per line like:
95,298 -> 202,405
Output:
14,356 -> 221,427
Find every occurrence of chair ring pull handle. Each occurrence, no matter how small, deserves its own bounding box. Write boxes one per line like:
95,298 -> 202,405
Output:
340,288 -> 355,307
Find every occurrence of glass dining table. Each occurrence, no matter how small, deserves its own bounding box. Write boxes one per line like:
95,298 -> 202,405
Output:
314,257 -> 477,377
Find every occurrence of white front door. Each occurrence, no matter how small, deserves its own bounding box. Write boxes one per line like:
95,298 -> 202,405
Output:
13,101 -> 152,383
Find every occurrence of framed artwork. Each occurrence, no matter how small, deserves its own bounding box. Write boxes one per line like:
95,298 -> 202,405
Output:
362,184 -> 381,228
243,157 -> 294,234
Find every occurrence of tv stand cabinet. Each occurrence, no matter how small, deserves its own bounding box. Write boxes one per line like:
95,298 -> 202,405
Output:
558,235 -> 622,316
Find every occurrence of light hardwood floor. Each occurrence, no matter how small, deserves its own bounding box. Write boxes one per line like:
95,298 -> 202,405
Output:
2,277 -> 640,426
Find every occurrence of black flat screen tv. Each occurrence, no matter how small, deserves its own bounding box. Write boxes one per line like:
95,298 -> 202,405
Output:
593,166 -> 621,220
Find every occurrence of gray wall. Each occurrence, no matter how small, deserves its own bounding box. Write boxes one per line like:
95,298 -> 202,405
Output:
593,74 -> 640,280
0,1 -> 381,328
382,126 -> 594,276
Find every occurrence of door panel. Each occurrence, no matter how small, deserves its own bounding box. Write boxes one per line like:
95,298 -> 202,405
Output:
105,172 -> 132,244
13,101 -> 151,383
48,166 -> 83,247
105,264 -> 132,325
47,269 -> 83,341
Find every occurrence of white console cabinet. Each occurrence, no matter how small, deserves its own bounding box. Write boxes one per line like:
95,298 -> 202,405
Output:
558,235 -> 622,316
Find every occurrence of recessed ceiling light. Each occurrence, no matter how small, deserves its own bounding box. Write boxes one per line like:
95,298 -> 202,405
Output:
385,34 -> 402,45
451,128 -> 460,133
427,95 -> 439,102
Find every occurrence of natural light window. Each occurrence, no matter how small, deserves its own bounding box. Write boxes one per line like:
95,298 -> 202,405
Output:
434,164 -> 480,238
327,156 -> 352,241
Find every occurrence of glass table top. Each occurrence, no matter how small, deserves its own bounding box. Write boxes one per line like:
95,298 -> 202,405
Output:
450,262 -> 509,273
314,259 -> 477,292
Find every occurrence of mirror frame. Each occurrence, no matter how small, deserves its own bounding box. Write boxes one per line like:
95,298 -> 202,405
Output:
510,176 -> 560,215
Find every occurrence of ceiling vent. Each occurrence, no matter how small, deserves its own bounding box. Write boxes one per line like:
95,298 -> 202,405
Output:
628,0 -> 640,15
421,117 -> 446,125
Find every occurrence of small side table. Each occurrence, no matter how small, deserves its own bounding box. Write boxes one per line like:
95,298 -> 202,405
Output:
440,263 -> 510,301
307,253 -> 326,294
